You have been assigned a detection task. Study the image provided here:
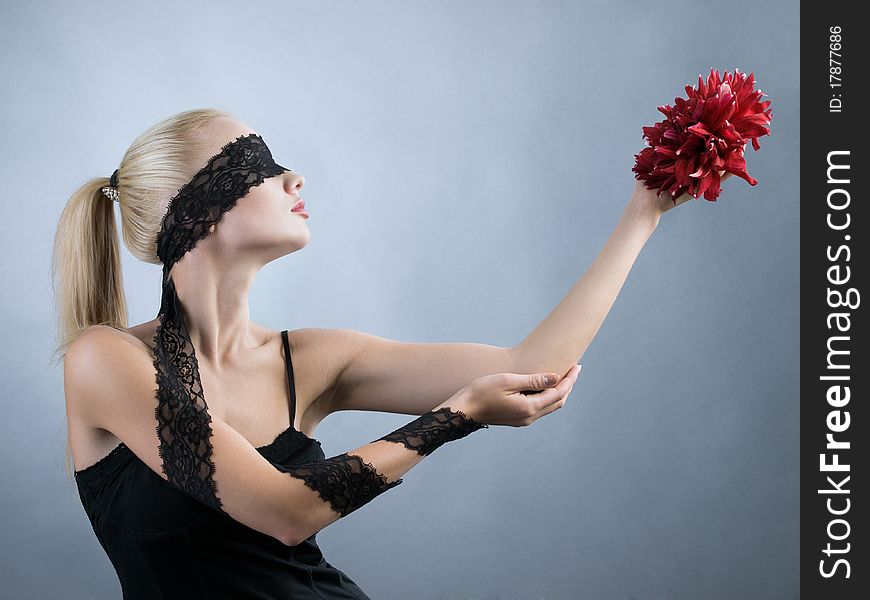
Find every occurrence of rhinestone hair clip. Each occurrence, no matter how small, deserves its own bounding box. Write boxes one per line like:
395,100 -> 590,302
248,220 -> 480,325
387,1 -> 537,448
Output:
101,168 -> 120,202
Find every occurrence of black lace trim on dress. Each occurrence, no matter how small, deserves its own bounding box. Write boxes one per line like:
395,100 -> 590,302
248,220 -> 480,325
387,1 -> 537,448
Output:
372,406 -> 489,456
278,453 -> 403,518
258,428 -> 321,465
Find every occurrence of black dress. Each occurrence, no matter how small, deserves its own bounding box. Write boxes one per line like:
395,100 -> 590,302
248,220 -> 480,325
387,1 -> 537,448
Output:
74,330 -> 372,600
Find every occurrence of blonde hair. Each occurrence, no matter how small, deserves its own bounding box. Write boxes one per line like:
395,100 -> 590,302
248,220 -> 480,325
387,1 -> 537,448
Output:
51,107 -> 234,478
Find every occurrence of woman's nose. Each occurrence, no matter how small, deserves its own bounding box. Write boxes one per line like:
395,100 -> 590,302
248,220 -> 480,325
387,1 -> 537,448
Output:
285,172 -> 305,194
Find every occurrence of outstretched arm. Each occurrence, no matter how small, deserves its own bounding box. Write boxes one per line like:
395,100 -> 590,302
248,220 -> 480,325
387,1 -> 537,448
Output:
511,181 -> 662,377
325,181 -> 671,418
512,175 -> 733,375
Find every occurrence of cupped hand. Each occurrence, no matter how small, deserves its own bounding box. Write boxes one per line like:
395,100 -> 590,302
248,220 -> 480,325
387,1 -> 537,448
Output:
454,364 -> 581,427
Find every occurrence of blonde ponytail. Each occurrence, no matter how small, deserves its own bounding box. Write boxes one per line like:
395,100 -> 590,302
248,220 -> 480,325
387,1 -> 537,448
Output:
51,178 -> 128,362
51,107 -> 234,478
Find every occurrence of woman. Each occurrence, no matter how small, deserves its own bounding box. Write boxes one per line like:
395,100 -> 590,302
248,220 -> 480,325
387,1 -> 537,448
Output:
51,107 -> 719,599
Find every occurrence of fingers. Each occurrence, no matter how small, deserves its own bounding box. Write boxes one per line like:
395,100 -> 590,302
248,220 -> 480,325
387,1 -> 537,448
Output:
526,367 -> 580,423
504,371 -> 560,392
527,364 -> 581,413
506,363 -> 584,393
534,382 -> 574,420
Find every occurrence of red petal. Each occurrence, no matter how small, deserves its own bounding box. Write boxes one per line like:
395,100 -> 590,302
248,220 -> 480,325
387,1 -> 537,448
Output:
725,154 -> 759,185
675,157 -> 691,184
709,97 -> 737,132
696,173 -> 712,198
703,170 -> 722,200
689,164 -> 709,178
732,113 -> 771,127
676,135 -> 701,156
688,122 -> 712,137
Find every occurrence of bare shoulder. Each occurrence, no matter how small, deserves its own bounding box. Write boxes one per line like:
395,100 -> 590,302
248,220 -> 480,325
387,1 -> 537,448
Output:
64,324 -> 153,430
283,327 -> 372,419
65,324 -> 148,373
65,325 -> 134,382
64,324 -> 157,470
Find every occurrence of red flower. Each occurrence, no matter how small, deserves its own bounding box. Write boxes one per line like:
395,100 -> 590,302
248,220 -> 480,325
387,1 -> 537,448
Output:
632,68 -> 772,202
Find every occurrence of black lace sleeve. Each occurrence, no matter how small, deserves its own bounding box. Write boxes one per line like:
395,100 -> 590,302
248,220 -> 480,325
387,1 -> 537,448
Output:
273,407 -> 487,518
276,453 -> 403,518
372,406 -> 489,456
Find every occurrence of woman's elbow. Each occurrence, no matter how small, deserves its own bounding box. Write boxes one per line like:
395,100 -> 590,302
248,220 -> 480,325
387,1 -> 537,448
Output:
509,346 -> 579,382
277,499 -> 335,547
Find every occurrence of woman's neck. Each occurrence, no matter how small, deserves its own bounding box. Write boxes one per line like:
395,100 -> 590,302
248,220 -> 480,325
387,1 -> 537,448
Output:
169,252 -> 263,368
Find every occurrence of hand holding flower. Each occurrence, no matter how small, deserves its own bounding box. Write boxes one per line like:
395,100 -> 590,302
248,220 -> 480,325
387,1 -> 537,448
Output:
651,171 -> 734,215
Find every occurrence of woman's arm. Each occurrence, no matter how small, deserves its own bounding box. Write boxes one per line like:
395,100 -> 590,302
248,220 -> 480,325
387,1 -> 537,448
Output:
511,175 -> 734,375
64,327 -> 577,545
324,182 -> 663,417
66,326 -> 516,546
510,182 -> 662,376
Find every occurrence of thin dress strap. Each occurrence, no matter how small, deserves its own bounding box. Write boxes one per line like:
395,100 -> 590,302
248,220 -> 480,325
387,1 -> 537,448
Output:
280,330 -> 297,430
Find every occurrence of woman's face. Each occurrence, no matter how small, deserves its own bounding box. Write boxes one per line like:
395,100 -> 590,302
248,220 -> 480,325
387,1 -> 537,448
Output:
198,117 -> 310,265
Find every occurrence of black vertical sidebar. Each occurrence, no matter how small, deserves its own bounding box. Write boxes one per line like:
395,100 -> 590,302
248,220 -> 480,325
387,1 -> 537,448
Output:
801,1 -> 868,598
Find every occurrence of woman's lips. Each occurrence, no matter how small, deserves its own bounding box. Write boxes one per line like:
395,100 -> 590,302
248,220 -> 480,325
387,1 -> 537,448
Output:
290,199 -> 308,218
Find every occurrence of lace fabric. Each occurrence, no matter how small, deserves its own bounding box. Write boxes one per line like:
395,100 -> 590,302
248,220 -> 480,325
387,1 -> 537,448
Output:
275,407 -> 488,517
147,132 -> 490,521
373,406 -> 489,456
152,133 -> 290,513
152,274 -> 225,513
277,453 -> 404,518
156,133 -> 290,268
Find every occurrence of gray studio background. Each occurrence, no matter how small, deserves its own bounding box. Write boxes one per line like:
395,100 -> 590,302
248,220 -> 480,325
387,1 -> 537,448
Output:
0,1 -> 799,598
